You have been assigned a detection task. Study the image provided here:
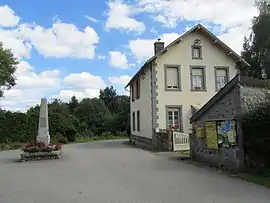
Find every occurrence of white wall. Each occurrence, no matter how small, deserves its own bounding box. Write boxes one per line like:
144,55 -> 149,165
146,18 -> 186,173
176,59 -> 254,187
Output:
155,32 -> 238,134
130,67 -> 153,139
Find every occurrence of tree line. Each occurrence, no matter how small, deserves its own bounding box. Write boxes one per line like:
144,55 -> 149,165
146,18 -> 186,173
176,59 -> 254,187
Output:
0,86 -> 130,144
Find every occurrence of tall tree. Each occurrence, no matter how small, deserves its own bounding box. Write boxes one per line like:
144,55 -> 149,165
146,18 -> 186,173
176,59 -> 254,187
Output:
68,96 -> 79,113
0,43 -> 18,97
99,86 -> 117,114
241,0 -> 270,79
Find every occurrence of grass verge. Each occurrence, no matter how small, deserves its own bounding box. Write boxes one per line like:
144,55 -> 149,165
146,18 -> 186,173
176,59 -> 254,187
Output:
74,136 -> 128,143
0,142 -> 24,151
239,172 -> 270,188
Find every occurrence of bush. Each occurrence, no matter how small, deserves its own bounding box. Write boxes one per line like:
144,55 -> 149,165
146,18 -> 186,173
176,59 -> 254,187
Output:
40,147 -> 53,152
53,133 -> 68,144
23,147 -> 39,153
242,102 -> 270,169
116,131 -> 128,137
65,126 -> 77,142
101,131 -> 114,139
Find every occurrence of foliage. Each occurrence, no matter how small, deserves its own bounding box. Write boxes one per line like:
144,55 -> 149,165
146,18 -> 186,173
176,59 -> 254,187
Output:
241,89 -> 270,170
241,0 -> 270,79
0,86 -> 130,145
52,133 -> 68,144
0,43 -> 18,97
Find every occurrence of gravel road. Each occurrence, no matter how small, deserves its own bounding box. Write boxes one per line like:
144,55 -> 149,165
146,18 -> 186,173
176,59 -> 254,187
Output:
0,140 -> 269,203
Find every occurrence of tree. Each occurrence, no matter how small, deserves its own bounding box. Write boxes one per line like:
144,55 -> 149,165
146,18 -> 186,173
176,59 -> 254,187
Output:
0,43 -> 18,97
241,0 -> 270,79
68,96 -> 79,113
99,86 -> 117,114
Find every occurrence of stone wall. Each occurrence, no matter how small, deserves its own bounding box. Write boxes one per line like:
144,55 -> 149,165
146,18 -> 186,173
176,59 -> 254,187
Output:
130,134 -> 153,150
190,85 -> 245,172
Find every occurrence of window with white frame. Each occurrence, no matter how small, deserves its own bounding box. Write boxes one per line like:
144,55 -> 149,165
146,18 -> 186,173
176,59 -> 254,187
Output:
165,66 -> 180,90
191,67 -> 205,91
215,67 -> 228,91
192,39 -> 202,59
167,107 -> 182,131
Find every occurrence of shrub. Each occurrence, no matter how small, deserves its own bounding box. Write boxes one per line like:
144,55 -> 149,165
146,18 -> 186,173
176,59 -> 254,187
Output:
23,147 -> 39,153
65,126 -> 77,142
101,131 -> 114,139
41,147 -> 53,152
242,102 -> 270,169
116,131 -> 128,137
53,133 -> 68,144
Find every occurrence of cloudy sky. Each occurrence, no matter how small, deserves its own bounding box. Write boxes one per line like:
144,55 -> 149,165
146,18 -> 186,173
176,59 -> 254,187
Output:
0,0 -> 258,112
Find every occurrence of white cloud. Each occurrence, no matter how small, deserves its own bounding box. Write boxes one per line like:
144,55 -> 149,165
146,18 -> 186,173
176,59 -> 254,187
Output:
108,75 -> 131,85
138,0 -> 258,55
129,32 -> 181,61
105,0 -> 145,33
139,0 -> 257,29
108,51 -> 134,68
15,61 -> 61,89
56,89 -> 100,102
85,15 -> 99,23
18,22 -> 99,59
0,61 -> 61,111
0,29 -> 32,58
0,5 -> 20,27
64,72 -> 106,90
218,24 -> 253,54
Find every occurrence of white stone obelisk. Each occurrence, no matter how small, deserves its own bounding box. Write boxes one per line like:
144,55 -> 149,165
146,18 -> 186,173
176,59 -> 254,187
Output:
36,98 -> 50,146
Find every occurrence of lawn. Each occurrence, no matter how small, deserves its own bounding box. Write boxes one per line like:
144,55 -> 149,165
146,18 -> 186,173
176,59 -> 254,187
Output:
239,171 -> 270,188
75,135 -> 128,143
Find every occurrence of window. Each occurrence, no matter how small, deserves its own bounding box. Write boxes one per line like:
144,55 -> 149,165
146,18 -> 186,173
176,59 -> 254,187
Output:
190,67 -> 206,91
215,67 -> 229,91
132,112 -> 135,131
137,111 -> 140,132
192,40 -> 202,59
165,66 -> 181,90
131,85 -> 135,102
136,79 -> 140,99
166,107 -> 182,132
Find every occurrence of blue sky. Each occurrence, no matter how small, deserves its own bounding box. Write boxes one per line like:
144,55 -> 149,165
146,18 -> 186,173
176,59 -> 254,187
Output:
0,0 -> 258,112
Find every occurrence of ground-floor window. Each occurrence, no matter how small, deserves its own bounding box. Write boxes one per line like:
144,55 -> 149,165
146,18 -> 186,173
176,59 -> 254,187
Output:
132,112 -> 135,131
137,110 -> 140,132
166,106 -> 183,132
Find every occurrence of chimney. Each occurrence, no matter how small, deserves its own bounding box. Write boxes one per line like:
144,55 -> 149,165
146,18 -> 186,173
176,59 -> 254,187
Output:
154,38 -> 165,55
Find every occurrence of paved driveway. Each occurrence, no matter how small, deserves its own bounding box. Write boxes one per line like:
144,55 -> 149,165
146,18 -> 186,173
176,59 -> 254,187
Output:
0,140 -> 270,203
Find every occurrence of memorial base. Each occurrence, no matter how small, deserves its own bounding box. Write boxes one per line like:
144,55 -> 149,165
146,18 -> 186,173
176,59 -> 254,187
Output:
20,142 -> 62,162
21,150 -> 62,161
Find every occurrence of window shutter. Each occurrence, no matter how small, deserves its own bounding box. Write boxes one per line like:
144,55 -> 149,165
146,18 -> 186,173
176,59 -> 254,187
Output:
217,69 -> 226,77
192,68 -> 203,76
166,67 -> 178,88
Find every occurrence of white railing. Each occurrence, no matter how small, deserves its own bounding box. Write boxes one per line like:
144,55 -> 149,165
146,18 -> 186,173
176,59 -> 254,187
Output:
172,132 -> 190,152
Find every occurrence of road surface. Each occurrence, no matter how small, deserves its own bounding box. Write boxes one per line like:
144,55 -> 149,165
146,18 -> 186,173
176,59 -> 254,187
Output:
0,140 -> 269,203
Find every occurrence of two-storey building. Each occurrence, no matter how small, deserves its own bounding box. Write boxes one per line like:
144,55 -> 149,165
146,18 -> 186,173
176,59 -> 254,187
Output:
125,24 -> 249,148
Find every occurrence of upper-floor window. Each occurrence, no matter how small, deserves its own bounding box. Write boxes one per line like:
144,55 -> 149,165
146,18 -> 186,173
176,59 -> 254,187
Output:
190,66 -> 206,91
136,78 -> 140,99
192,39 -> 202,59
165,66 -> 181,91
215,67 -> 229,91
131,84 -> 135,102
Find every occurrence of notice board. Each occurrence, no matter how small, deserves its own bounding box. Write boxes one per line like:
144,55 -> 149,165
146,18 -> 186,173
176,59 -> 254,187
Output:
205,121 -> 218,149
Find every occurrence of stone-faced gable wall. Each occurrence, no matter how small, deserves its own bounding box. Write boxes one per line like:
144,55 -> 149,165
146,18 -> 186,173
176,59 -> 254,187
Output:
190,85 -> 245,172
